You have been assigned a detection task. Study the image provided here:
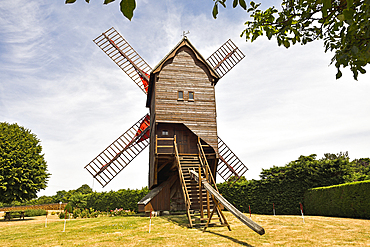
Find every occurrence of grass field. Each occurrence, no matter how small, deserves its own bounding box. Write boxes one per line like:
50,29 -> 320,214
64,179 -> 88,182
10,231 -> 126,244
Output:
0,212 -> 369,246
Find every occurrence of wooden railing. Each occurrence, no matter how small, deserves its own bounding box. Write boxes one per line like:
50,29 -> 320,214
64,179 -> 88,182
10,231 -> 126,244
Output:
0,203 -> 67,212
197,138 -> 219,192
173,135 -> 191,208
155,135 -> 175,155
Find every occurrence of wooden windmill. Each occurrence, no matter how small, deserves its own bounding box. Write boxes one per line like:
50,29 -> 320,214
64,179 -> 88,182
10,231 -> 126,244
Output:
85,27 -> 264,235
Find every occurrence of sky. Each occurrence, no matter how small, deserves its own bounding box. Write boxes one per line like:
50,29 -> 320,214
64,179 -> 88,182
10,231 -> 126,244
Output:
1,0 -> 369,197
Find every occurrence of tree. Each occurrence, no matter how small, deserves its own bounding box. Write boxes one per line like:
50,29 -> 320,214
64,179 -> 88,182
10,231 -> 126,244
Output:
236,0 -> 370,80
66,0 -> 369,80
75,184 -> 93,194
0,122 -> 50,204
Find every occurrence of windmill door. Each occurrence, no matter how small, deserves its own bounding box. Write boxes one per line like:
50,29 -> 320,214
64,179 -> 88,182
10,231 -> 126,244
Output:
174,124 -> 198,154
174,128 -> 189,154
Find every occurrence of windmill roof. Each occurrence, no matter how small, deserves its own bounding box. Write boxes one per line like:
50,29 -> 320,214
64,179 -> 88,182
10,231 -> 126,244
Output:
146,37 -> 219,107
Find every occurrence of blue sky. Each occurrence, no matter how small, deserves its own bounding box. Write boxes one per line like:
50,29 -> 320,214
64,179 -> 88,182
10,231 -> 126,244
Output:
1,0 -> 369,197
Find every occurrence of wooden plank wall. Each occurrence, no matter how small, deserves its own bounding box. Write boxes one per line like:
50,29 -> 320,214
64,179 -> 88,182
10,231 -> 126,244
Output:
154,46 -> 218,153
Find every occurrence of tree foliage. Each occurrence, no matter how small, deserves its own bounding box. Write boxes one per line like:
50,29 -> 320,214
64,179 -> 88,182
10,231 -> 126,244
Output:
0,122 -> 50,204
218,0 -> 370,80
218,153 -> 366,215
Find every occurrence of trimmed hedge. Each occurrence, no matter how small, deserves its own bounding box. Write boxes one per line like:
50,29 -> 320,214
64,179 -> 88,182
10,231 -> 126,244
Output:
218,154 -> 352,215
304,180 -> 370,219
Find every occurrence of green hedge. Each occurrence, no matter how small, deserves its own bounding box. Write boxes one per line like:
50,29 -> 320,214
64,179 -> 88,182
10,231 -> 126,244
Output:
24,209 -> 47,217
218,154 -> 353,215
304,180 -> 370,219
85,187 -> 149,212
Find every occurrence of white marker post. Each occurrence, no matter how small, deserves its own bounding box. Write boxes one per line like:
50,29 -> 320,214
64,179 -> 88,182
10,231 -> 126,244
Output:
148,208 -> 152,233
273,203 -> 276,216
300,203 -> 305,223
62,210 -> 67,232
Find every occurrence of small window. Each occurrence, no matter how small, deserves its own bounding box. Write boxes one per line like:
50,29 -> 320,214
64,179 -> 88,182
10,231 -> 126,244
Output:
189,92 -> 194,101
178,91 -> 184,100
162,130 -> 168,136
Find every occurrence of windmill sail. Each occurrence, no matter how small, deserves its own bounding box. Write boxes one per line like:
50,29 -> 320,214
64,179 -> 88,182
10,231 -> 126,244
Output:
84,114 -> 150,187
217,136 -> 248,182
93,27 -> 152,94
207,39 -> 245,78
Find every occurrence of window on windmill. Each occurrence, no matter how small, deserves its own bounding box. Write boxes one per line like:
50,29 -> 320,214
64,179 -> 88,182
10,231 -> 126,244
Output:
162,130 -> 168,136
178,91 -> 184,100
189,92 -> 194,101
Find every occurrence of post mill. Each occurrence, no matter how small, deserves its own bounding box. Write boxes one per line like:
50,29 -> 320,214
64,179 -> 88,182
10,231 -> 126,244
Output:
85,27 -> 264,234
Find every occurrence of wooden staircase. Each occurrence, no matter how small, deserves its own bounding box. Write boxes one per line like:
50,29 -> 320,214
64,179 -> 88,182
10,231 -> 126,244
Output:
174,137 -> 230,229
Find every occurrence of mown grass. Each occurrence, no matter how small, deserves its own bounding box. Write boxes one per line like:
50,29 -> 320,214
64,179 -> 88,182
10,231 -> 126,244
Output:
0,212 -> 369,246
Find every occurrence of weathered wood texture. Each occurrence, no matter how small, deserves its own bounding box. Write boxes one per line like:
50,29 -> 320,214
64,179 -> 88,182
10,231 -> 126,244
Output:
154,46 -> 218,152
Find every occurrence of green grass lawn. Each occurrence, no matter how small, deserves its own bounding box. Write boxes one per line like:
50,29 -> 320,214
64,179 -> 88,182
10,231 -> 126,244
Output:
0,212 -> 369,246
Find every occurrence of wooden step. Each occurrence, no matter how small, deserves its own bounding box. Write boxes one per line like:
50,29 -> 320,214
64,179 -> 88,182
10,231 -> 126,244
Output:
192,217 -> 220,221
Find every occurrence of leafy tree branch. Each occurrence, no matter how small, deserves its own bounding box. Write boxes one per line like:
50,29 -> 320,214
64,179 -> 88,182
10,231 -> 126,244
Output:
238,0 -> 370,79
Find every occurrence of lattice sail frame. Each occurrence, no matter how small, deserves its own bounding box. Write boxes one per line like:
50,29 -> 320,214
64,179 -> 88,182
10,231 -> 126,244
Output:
84,114 -> 150,187
207,39 -> 245,78
93,27 -> 152,94
217,136 -> 248,182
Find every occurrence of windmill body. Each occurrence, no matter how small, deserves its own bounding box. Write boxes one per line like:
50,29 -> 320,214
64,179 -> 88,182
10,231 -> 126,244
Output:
86,28 -> 264,233
144,38 -> 220,213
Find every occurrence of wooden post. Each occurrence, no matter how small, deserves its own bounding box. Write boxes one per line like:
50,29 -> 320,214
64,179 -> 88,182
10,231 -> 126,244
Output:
199,166 -> 204,219
155,135 -> 158,155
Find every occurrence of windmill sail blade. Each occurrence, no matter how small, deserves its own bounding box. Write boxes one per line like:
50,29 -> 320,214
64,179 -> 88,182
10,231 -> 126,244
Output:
93,27 -> 152,94
85,114 -> 150,187
207,39 -> 245,78
217,136 -> 248,182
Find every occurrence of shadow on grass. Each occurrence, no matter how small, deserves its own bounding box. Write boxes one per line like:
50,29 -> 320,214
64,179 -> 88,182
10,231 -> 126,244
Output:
203,230 -> 255,247
161,214 -> 254,246
0,217 -> 35,223
161,214 -> 189,229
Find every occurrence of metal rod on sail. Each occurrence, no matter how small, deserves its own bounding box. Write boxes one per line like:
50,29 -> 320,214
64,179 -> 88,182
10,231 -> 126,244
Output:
102,33 -> 150,83
94,126 -> 150,178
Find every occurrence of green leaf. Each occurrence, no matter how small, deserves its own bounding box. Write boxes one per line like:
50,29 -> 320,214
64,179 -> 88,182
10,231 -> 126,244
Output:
104,0 -> 115,4
343,9 -> 354,20
283,40 -> 290,48
213,4 -> 219,19
346,0 -> 353,8
351,46 -> 359,55
239,0 -> 247,10
65,0 -> 77,3
337,14 -> 345,22
336,69 -> 342,79
120,0 -> 136,21
233,0 -> 238,8
358,67 -> 366,74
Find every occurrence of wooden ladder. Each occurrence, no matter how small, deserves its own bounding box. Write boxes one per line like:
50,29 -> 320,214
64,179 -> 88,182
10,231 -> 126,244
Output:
174,137 -> 230,229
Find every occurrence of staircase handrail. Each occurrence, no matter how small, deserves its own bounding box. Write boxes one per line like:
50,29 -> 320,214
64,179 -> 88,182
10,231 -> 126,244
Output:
197,138 -> 219,193
173,135 -> 191,207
